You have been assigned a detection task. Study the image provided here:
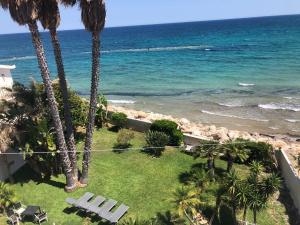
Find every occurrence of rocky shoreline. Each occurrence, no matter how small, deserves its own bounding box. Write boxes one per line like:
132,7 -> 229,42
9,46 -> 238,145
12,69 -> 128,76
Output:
109,105 -> 300,170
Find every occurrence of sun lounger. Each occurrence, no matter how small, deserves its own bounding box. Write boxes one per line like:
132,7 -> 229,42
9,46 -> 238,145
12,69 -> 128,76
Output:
106,204 -> 129,223
65,192 -> 94,207
86,196 -> 106,212
97,199 -> 117,217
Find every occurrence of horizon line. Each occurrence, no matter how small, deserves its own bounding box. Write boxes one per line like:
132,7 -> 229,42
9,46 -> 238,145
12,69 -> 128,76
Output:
1,13 -> 299,36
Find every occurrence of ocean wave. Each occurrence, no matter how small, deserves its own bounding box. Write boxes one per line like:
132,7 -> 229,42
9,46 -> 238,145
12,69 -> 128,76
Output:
285,119 -> 300,123
201,110 -> 269,122
269,127 -> 279,130
0,56 -> 36,62
101,45 -> 213,54
218,103 -> 245,107
238,83 -> 256,87
258,103 -> 300,112
284,96 -> 300,100
108,100 -> 135,104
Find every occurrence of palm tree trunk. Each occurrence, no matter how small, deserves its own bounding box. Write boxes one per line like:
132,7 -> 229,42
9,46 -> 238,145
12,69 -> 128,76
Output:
227,155 -> 234,172
28,21 -> 76,191
243,206 -> 247,222
49,28 -> 78,181
80,31 -> 101,185
253,209 -> 257,224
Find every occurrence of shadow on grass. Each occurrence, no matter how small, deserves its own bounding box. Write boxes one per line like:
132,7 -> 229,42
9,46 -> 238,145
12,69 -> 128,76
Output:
63,207 -> 111,225
12,164 -> 65,189
108,126 -> 120,133
278,184 -> 300,225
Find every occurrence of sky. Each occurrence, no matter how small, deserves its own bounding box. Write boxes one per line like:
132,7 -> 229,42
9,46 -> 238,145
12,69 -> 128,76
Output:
0,0 -> 300,34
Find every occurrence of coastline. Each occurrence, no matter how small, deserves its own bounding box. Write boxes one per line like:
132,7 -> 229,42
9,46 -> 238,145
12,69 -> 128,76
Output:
108,105 -> 300,168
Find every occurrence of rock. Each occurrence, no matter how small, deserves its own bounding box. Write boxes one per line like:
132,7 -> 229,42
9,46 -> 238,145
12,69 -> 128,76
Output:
136,111 -> 148,119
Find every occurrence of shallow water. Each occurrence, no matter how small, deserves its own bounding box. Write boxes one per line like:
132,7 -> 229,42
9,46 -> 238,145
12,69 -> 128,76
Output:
1,15 -> 300,136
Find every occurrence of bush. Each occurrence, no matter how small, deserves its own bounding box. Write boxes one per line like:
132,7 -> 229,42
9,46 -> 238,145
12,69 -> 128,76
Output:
114,129 -> 135,150
145,131 -> 169,157
111,112 -> 128,129
95,95 -> 108,128
150,120 -> 183,146
236,138 -> 276,171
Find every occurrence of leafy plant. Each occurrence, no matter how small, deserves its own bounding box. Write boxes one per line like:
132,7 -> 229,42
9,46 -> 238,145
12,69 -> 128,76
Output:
0,182 -> 16,213
114,129 -> 135,150
145,131 -> 169,157
95,94 -> 108,128
111,112 -> 128,129
150,120 -> 183,146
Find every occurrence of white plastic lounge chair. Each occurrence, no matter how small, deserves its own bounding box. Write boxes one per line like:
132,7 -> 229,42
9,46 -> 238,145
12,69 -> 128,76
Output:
97,199 -> 117,217
65,192 -> 94,207
34,211 -> 48,225
106,204 -> 129,223
86,196 -> 106,212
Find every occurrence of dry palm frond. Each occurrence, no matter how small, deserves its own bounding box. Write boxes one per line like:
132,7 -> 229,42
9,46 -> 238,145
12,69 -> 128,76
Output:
38,0 -> 60,30
80,0 -> 106,32
8,0 -> 39,25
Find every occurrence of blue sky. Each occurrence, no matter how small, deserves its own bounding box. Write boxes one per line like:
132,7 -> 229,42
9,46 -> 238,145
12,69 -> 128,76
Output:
1,0 -> 300,34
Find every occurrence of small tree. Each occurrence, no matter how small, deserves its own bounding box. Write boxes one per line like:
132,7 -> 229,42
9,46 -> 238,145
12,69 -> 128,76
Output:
111,112 -> 128,130
172,186 -> 201,224
150,120 -> 183,146
145,131 -> 169,157
95,94 -> 108,128
194,140 -> 220,177
114,129 -> 135,150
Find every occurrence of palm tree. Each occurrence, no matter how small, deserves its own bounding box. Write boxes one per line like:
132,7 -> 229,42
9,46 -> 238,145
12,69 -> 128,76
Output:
235,181 -> 251,221
38,0 -> 78,181
222,140 -> 249,172
78,0 -> 106,185
194,140 -> 220,177
261,173 -> 281,199
224,170 -> 240,224
248,191 -> 267,224
1,0 -> 76,191
155,211 -> 185,225
172,186 -> 201,224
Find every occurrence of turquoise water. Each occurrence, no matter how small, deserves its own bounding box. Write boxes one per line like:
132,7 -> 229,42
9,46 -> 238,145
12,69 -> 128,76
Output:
1,15 -> 300,135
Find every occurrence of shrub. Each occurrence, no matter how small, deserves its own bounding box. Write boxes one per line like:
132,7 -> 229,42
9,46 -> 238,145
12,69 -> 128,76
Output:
114,129 -> 135,150
150,120 -> 183,146
0,182 -> 16,213
111,112 -> 128,129
145,131 -> 169,157
95,95 -> 108,128
236,138 -> 276,171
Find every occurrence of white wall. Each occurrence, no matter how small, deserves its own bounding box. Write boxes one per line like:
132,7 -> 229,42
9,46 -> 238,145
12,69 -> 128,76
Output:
276,150 -> 300,215
0,149 -> 26,181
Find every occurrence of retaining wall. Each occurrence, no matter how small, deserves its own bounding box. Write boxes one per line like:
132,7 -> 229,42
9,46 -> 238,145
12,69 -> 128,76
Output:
276,150 -> 300,215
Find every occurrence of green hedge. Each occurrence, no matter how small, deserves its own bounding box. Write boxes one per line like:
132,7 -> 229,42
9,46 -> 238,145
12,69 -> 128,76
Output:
111,112 -> 128,129
150,119 -> 183,146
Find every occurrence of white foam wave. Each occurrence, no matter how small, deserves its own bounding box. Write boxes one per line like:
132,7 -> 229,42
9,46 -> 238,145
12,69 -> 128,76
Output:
99,45 -> 212,54
0,56 -> 36,62
258,103 -> 300,112
284,96 -> 300,100
285,119 -> 300,123
218,103 -> 244,107
238,83 -> 256,87
201,110 -> 269,122
269,127 -> 279,130
108,100 -> 135,104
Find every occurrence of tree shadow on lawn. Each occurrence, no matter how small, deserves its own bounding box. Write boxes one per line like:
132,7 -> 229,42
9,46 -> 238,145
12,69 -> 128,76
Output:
178,162 -> 227,184
12,164 -> 65,189
278,184 -> 300,225
63,207 -> 111,225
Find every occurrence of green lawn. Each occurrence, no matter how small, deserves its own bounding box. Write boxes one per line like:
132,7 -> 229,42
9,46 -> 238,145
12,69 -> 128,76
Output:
1,129 -> 289,225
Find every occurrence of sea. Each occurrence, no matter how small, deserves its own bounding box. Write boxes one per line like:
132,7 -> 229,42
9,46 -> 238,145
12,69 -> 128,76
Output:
1,15 -> 300,137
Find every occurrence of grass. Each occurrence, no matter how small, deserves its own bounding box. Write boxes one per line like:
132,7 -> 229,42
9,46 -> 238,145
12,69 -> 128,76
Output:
1,128 -> 289,225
